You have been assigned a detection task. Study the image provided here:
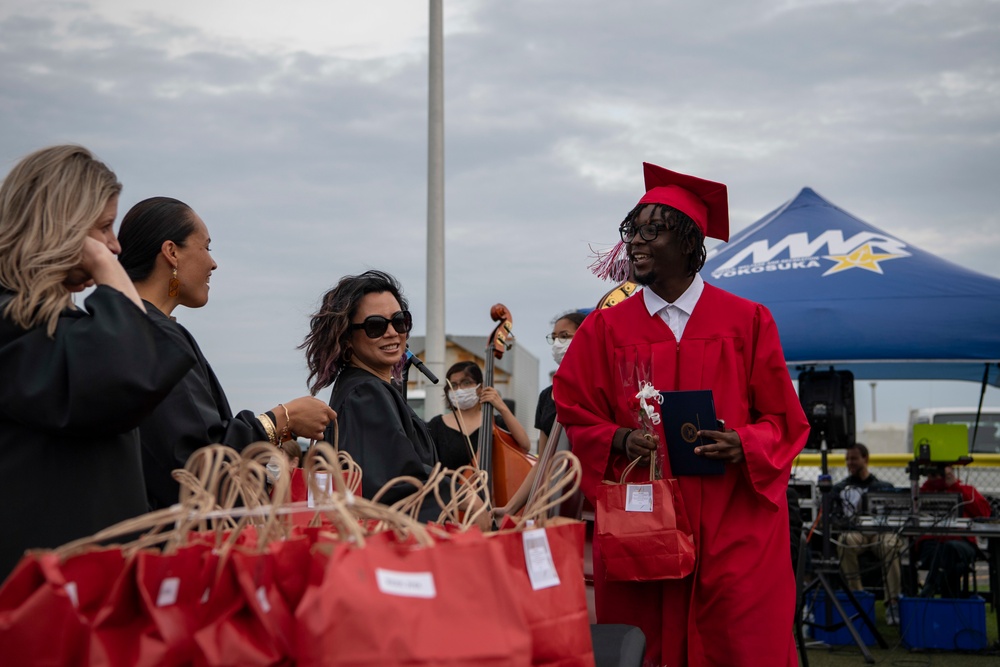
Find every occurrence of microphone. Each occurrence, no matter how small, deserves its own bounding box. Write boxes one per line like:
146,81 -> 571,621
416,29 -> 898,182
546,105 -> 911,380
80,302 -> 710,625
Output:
405,349 -> 439,384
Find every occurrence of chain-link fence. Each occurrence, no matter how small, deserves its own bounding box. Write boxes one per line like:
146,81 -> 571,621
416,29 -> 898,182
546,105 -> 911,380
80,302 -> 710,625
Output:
789,453 -> 1000,519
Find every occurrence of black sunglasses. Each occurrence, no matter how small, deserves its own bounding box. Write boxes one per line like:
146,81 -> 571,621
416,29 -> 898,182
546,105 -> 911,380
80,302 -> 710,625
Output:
350,310 -> 413,338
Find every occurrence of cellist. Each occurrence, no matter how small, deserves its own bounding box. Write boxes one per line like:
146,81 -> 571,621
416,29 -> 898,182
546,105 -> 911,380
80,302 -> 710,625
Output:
493,309 -> 587,522
427,360 -> 531,470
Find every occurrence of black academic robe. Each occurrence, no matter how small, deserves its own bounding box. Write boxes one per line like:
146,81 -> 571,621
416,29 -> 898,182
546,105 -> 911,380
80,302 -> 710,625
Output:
534,385 -> 557,438
325,366 -> 446,523
426,414 -> 480,470
0,287 -> 195,580
426,413 -> 511,470
139,302 -> 270,509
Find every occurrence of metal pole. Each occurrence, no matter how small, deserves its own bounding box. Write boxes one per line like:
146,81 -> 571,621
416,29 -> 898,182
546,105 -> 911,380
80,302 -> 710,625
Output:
424,0 -> 446,419
869,381 -> 877,423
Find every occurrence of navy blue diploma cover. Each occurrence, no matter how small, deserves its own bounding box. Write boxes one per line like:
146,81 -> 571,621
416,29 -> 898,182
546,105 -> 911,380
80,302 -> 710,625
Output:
658,390 -> 725,476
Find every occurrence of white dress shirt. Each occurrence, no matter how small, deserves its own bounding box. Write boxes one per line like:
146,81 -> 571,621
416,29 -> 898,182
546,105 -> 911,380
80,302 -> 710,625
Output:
640,274 -> 705,342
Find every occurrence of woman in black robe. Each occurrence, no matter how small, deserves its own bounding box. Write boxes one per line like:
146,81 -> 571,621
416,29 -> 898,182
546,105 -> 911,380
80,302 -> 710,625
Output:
116,197 -> 337,509
302,270 -> 448,523
0,146 -> 196,580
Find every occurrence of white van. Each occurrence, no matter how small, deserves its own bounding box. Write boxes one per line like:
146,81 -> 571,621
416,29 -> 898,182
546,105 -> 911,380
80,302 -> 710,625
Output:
907,407 -> 1000,455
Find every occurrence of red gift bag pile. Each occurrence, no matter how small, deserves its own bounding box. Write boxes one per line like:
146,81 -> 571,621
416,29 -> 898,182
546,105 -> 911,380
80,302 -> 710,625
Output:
0,443 -> 596,666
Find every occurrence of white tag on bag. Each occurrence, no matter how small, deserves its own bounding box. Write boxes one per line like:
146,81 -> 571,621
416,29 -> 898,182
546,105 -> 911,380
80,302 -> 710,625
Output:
375,568 -> 437,599
522,527 -> 561,590
625,484 -> 654,512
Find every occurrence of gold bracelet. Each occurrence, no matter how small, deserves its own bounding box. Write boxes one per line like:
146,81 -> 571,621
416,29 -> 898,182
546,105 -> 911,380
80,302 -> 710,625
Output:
257,413 -> 277,445
278,403 -> 291,442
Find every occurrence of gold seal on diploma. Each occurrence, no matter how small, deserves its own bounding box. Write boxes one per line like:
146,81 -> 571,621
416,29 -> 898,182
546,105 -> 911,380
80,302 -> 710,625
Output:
681,423 -> 698,443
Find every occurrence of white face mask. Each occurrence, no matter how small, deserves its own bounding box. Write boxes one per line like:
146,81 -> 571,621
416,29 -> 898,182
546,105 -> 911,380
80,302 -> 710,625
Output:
551,337 -> 572,364
266,457 -> 281,481
448,385 -> 480,410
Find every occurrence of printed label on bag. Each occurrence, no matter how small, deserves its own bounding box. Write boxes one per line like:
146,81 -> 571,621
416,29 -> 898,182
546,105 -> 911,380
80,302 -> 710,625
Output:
156,577 -> 180,607
64,581 -> 79,608
375,568 -> 437,599
522,527 -> 561,590
256,586 -> 271,613
308,472 -> 332,508
625,484 -> 654,512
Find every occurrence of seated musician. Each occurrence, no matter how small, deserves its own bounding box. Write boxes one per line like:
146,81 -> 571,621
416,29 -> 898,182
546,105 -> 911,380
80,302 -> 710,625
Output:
833,443 -> 904,625
916,466 -> 992,597
427,360 -> 531,470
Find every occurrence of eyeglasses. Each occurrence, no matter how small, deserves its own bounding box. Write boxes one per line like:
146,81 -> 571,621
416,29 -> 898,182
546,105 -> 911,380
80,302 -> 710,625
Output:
619,221 -> 670,243
545,333 -> 574,344
350,310 -> 413,338
449,378 -> 479,389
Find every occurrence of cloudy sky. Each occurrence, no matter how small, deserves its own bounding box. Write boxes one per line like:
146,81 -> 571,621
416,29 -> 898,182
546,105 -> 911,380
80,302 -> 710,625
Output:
2,0 -> 998,434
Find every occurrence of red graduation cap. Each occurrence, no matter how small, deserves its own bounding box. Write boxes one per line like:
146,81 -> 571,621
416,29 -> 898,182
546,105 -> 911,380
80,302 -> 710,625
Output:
636,163 -> 730,242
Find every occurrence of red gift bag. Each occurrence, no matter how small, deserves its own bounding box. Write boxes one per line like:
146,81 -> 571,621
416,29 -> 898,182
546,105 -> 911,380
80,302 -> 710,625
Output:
267,536 -> 314,614
288,468 -> 308,503
295,528 -> 532,667
0,548 -> 126,667
192,547 -> 296,667
491,518 -> 595,667
595,458 -> 695,582
89,543 -> 213,667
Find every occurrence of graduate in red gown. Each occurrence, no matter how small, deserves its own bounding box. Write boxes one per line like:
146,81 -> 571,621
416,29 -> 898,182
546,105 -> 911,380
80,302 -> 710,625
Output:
554,163 -> 810,667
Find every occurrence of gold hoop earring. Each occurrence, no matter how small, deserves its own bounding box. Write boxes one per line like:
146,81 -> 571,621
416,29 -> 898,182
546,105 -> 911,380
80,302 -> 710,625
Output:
168,266 -> 179,298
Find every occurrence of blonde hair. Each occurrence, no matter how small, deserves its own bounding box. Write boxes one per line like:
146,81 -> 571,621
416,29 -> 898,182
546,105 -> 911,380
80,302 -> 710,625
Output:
0,145 -> 122,336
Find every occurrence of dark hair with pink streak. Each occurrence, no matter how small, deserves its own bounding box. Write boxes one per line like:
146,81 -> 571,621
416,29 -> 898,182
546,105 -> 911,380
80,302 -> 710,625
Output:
301,270 -> 408,395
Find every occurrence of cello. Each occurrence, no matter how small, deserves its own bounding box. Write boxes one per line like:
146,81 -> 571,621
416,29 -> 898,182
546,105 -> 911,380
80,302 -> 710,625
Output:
476,304 -> 536,507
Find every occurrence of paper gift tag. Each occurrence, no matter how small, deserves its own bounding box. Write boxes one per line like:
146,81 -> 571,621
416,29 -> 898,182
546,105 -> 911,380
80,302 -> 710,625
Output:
156,577 -> 180,607
375,568 -> 437,599
308,472 -> 333,508
625,484 -> 654,512
522,527 -> 561,591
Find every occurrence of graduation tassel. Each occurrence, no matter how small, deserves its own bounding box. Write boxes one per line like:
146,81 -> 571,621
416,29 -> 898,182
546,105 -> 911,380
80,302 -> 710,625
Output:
588,240 -> 630,282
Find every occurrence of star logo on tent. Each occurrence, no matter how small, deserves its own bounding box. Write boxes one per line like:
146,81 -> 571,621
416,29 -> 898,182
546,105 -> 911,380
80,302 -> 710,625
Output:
822,243 -> 907,276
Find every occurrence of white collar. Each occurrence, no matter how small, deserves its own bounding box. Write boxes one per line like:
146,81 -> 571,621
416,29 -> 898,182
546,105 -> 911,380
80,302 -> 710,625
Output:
641,273 -> 705,317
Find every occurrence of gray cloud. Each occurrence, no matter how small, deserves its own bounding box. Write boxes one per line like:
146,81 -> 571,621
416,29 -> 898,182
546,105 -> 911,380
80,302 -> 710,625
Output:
2,0 -> 998,426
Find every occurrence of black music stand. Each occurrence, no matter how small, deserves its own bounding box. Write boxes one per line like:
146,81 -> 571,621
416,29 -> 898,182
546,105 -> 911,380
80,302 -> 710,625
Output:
796,370 -> 887,663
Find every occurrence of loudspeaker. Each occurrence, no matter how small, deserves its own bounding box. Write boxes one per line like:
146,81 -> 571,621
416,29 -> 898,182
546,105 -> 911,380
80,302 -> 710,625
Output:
798,369 -> 855,449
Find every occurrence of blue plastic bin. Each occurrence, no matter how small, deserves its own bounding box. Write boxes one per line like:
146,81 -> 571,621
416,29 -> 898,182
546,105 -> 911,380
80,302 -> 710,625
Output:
806,590 -> 876,646
899,596 -> 988,651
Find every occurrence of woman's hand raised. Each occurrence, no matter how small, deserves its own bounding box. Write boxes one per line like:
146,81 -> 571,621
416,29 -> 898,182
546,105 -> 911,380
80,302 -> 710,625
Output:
64,237 -> 145,310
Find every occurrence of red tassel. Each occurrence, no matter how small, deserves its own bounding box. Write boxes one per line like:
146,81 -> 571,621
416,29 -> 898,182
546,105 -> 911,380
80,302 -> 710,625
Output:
588,241 -> 630,282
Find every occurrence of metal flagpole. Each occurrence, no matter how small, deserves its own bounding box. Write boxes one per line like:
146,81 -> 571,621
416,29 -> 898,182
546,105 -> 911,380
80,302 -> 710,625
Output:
424,0 -> 446,419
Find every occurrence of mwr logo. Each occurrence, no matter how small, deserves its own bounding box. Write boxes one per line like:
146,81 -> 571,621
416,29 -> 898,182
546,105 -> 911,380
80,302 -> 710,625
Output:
710,230 -> 910,280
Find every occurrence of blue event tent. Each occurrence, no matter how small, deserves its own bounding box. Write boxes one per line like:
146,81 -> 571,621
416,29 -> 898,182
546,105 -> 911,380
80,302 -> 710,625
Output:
702,187 -> 1000,387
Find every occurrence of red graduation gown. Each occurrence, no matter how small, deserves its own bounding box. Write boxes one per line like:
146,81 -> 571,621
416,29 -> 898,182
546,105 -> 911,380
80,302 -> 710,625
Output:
554,284 -> 809,667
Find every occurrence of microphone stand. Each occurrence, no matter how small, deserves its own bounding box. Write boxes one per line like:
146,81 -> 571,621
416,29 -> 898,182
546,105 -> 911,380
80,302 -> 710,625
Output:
401,348 -> 440,402
798,421 -> 887,664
